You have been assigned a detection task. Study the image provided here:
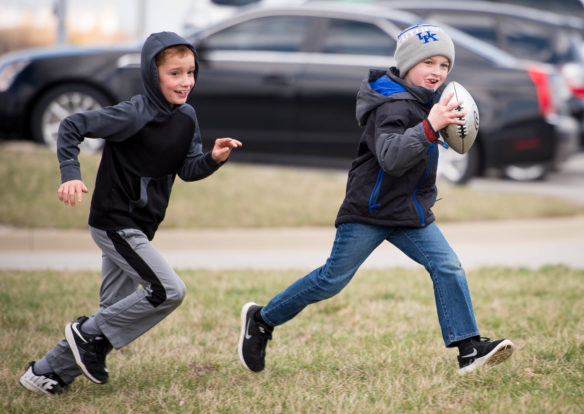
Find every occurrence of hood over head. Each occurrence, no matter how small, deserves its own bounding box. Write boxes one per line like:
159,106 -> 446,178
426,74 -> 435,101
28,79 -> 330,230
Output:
141,31 -> 198,115
355,68 -> 444,127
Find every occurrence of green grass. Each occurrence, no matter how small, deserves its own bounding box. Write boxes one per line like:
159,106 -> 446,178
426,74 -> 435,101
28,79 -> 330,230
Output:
1,265 -> 583,413
1,143 -> 583,229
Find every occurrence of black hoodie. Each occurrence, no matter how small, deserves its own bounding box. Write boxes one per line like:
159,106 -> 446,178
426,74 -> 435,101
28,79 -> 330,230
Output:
335,68 -> 445,228
57,32 -> 220,240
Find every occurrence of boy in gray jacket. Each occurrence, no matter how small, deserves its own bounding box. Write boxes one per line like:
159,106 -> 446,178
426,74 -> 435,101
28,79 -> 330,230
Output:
239,24 -> 513,375
20,31 -> 241,395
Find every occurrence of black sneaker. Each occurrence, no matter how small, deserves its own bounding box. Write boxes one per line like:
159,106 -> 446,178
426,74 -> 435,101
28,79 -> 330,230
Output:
65,316 -> 111,384
238,302 -> 273,372
19,361 -> 68,395
458,337 -> 514,374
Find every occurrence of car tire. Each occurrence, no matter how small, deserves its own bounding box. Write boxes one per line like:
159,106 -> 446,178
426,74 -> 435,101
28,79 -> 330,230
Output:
30,84 -> 111,153
437,144 -> 480,185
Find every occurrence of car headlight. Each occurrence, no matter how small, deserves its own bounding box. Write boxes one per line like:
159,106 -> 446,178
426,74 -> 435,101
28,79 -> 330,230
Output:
0,59 -> 30,92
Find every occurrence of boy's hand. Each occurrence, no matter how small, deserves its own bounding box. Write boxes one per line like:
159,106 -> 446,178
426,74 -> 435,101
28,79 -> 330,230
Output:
58,179 -> 89,206
212,138 -> 243,163
427,92 -> 467,131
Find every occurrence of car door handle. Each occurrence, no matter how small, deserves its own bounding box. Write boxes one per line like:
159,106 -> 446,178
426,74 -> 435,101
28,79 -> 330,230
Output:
262,74 -> 293,86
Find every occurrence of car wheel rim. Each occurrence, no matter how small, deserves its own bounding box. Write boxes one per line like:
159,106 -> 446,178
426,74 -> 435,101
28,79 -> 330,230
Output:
504,164 -> 546,181
41,91 -> 105,152
437,146 -> 469,183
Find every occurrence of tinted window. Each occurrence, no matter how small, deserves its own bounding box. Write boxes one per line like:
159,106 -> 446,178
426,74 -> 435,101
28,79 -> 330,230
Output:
320,19 -> 395,55
204,16 -> 313,52
499,18 -> 560,63
427,13 -> 499,45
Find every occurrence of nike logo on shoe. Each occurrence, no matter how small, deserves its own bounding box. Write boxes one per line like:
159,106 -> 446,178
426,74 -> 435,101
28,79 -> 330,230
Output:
72,323 -> 89,343
461,348 -> 478,358
245,318 -> 253,340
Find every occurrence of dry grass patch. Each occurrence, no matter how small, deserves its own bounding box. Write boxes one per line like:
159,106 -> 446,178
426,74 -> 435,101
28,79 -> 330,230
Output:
1,265 -> 583,413
1,143 -> 583,229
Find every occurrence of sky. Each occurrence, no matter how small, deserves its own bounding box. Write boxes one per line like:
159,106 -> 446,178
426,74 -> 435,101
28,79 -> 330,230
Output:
0,0 -> 200,41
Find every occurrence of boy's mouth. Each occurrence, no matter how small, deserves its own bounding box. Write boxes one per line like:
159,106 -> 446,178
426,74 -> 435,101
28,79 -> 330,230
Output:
425,78 -> 440,89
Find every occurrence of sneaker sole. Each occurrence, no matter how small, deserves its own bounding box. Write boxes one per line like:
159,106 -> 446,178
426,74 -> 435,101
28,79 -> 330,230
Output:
65,322 -> 105,384
238,302 -> 258,372
458,339 -> 515,375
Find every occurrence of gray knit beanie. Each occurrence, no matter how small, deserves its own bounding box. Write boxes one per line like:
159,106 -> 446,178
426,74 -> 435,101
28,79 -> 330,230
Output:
395,24 -> 455,78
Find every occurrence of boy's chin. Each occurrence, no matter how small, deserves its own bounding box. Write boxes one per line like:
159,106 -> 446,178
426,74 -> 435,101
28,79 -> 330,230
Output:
427,83 -> 442,92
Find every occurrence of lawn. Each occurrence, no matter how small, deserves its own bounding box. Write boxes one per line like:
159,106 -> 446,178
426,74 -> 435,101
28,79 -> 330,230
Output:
1,143 -> 583,229
1,143 -> 583,413
1,265 -> 583,413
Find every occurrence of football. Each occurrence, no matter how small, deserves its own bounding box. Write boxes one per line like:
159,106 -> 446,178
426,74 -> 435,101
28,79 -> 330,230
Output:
439,81 -> 479,154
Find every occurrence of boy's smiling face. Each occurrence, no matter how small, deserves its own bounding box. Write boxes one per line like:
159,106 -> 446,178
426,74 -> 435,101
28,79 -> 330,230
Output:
157,51 -> 196,107
403,55 -> 450,91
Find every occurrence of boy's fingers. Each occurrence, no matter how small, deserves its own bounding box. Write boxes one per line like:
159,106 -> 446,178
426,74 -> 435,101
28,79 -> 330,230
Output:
448,100 -> 463,111
442,92 -> 455,106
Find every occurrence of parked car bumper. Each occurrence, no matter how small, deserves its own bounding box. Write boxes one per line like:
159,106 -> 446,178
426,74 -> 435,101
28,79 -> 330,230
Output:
547,113 -> 580,168
0,91 -> 27,139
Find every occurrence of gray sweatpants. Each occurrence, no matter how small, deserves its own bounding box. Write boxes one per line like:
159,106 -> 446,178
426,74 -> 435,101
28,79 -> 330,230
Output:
45,226 -> 186,383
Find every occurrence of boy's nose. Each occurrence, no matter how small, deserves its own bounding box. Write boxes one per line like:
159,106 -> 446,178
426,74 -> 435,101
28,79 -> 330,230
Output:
181,76 -> 194,87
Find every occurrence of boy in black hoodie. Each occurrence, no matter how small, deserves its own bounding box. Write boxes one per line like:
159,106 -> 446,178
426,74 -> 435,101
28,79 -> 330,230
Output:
239,24 -> 513,375
20,31 -> 241,395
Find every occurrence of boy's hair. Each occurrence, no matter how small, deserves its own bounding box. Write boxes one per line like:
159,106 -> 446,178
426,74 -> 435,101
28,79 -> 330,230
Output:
155,45 -> 194,67
395,24 -> 455,78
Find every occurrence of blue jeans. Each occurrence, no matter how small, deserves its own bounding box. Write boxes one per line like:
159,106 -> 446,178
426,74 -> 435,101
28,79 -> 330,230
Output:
261,222 -> 480,347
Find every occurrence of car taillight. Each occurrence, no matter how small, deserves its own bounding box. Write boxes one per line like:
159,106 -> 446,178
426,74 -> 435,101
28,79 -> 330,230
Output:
571,87 -> 584,99
528,65 -> 555,117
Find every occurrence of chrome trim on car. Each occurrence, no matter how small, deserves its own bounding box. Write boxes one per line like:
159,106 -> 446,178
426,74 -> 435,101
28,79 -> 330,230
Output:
205,50 -> 394,68
116,53 -> 140,69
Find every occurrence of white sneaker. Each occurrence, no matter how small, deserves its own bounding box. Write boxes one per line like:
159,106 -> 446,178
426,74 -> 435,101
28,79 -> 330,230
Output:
19,362 -> 68,395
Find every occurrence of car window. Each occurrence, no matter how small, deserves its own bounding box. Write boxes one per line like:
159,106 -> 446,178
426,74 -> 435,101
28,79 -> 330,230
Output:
426,13 -> 499,46
319,18 -> 395,56
203,16 -> 313,52
499,18 -> 555,62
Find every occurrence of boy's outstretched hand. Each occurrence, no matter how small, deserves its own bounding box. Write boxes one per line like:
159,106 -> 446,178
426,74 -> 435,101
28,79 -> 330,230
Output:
58,179 -> 88,207
212,137 -> 243,163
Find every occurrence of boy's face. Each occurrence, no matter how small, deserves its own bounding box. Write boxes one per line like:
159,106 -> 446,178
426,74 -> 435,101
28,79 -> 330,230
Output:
157,51 -> 196,107
403,55 -> 450,91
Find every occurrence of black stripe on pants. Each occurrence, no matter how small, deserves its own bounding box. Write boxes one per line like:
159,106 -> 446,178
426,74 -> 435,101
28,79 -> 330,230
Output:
106,230 -> 167,307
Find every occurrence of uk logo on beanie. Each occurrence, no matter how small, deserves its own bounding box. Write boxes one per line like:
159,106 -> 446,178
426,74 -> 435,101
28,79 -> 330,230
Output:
395,24 -> 455,78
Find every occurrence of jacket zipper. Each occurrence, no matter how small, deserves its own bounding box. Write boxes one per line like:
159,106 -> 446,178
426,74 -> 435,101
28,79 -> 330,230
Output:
368,167 -> 385,213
